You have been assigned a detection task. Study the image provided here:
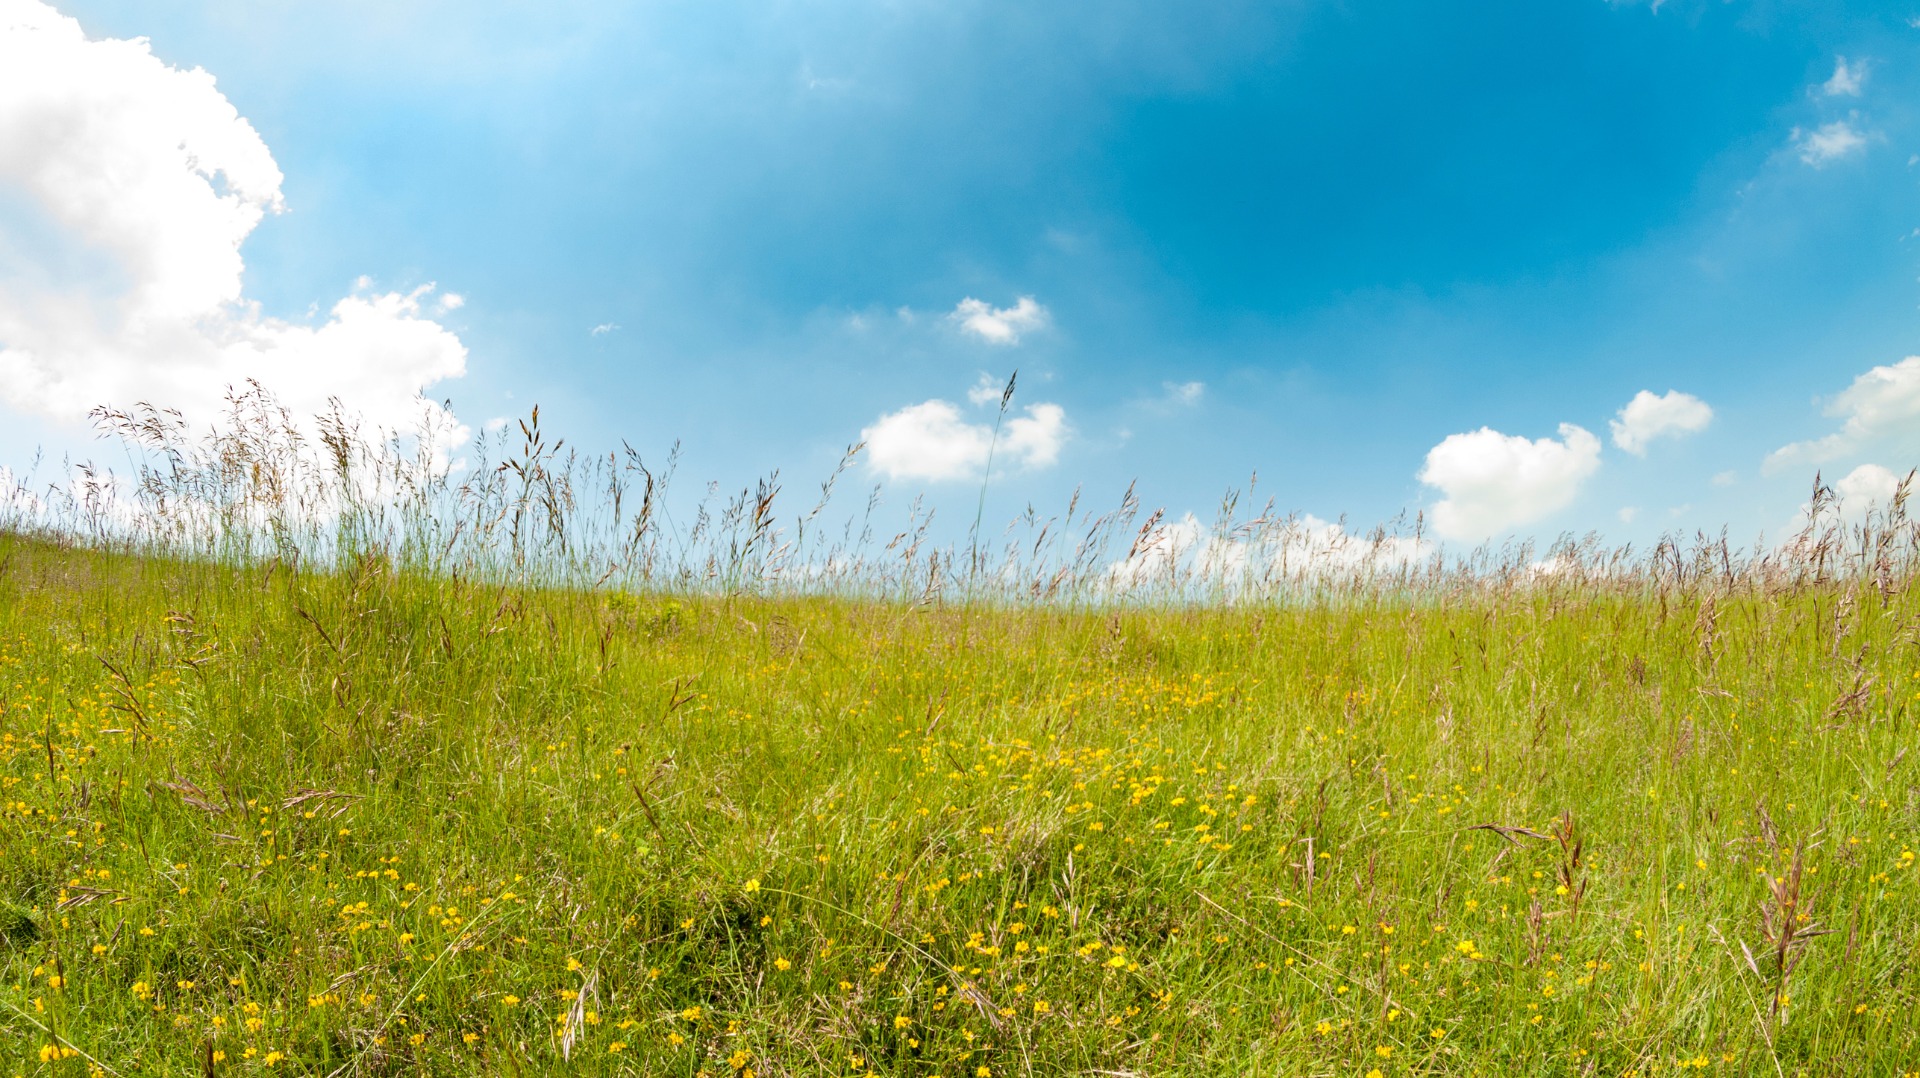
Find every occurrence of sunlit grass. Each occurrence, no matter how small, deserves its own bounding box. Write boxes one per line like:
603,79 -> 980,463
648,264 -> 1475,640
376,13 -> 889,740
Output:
2,528 -> 1917,1076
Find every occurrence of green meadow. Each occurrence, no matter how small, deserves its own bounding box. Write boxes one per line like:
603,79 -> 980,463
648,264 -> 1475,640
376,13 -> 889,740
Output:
0,412 -> 1916,1076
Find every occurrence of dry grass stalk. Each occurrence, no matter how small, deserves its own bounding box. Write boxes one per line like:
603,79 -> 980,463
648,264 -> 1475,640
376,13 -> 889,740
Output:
1750,841 -> 1833,1024
1551,809 -> 1588,928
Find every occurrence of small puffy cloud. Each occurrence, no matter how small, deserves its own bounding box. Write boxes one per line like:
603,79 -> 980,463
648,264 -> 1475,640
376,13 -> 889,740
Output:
1163,381 -> 1205,406
950,296 -> 1047,345
1617,506 -> 1640,524
1711,470 -> 1738,487
1765,355 -> 1920,474
1793,120 -> 1868,166
1823,56 -> 1865,97
999,406 -> 1067,468
862,397 -> 1067,482
436,291 -> 466,312
482,416 -> 510,434
1418,423 -> 1602,541
0,1 -> 468,437
590,322 -> 619,337
1609,389 -> 1713,455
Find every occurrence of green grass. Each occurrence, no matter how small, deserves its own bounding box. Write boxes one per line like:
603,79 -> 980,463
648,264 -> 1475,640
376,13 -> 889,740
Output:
1,531 -> 1917,1076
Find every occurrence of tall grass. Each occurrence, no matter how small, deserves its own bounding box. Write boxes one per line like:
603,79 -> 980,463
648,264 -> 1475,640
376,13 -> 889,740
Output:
4,384 -> 1913,603
1,391 -> 1918,1075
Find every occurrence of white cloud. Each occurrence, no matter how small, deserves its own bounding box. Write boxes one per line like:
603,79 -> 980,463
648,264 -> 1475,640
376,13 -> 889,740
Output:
1608,389 -> 1713,455
1823,56 -> 1865,96
1711,470 -> 1738,487
950,296 -> 1048,345
861,397 -> 1068,482
1418,423 -> 1602,541
1617,506 -> 1640,524
1000,404 -> 1068,468
1782,463 -> 1908,539
1163,380 -> 1205,406
590,322 -> 619,337
1834,463 -> 1900,512
0,1 -> 468,437
1793,119 -> 1868,166
1765,355 -> 1920,474
482,416 -> 510,434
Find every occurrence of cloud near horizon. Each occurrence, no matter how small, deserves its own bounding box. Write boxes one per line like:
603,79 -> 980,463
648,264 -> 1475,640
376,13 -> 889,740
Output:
0,0 -> 470,436
1106,511 -> 1429,590
1765,355 -> 1920,475
861,395 -> 1068,482
1778,462 -> 1910,541
1418,423 -> 1602,541
1832,463 -> 1902,516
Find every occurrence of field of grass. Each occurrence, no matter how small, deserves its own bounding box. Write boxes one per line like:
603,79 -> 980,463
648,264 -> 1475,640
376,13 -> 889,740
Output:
2,520 -> 1918,1077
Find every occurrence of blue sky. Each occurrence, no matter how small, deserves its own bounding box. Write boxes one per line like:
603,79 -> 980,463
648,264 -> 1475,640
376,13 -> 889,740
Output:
5,0 -> 1920,550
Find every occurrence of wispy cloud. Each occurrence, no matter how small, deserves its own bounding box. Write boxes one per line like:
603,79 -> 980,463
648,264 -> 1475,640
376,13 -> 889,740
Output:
1822,56 -> 1866,97
590,323 -> 620,337
798,64 -> 855,95
967,373 -> 1013,406
1793,119 -> 1869,166
1162,381 -> 1205,406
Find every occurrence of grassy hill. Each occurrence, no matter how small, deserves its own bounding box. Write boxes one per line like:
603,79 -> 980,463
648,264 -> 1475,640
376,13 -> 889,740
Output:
1,524 -> 1917,1076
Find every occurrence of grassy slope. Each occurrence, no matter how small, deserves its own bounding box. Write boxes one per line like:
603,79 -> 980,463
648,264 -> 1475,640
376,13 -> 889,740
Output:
0,533 -> 1916,1076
